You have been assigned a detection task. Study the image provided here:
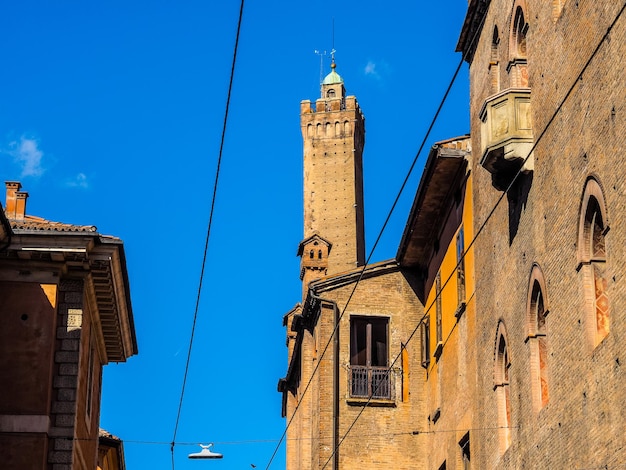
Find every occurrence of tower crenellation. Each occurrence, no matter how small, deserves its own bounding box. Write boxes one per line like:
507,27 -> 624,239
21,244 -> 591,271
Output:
299,60 -> 366,283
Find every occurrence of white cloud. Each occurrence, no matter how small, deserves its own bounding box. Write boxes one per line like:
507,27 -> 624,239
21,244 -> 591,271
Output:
364,60 -> 391,82
364,60 -> 379,78
8,136 -> 45,177
66,172 -> 89,189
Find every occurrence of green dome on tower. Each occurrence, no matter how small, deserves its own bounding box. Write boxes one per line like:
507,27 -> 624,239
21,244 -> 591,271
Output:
322,62 -> 343,85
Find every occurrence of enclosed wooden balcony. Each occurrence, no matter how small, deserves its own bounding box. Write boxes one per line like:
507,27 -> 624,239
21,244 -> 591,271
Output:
479,88 -> 534,190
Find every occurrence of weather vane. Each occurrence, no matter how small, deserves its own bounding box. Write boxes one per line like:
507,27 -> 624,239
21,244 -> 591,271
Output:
314,49 -> 327,85
314,19 -> 337,85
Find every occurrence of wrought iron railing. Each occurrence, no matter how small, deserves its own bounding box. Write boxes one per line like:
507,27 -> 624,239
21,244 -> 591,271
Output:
349,366 -> 393,399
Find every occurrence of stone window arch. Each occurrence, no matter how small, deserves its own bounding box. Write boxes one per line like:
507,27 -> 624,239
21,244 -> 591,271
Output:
327,88 -> 336,98
526,264 -> 549,410
511,6 -> 528,58
494,321 -> 511,454
577,176 -> 610,348
490,25 -> 501,94
508,2 -> 529,87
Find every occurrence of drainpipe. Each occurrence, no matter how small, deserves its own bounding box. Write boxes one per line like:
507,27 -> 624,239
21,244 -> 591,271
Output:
308,289 -> 340,470
333,299 -> 339,470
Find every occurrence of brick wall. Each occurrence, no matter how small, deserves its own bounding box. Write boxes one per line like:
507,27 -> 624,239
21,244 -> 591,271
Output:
467,0 -> 626,468
303,264 -> 427,469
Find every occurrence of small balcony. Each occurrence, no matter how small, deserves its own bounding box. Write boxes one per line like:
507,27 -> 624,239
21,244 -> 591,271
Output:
479,88 -> 534,190
349,365 -> 393,400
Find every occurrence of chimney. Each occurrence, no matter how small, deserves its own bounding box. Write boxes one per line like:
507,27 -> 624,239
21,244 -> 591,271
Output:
5,181 -> 28,220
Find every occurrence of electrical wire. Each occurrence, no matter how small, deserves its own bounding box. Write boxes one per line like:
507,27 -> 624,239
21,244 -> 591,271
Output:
28,424 -> 522,447
318,2 -> 626,467
169,0 -> 245,468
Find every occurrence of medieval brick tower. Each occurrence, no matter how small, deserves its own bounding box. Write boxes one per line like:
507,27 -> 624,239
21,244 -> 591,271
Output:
299,59 -> 366,289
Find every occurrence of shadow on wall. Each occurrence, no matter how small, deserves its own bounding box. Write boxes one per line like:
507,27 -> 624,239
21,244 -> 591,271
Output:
508,171 -> 533,244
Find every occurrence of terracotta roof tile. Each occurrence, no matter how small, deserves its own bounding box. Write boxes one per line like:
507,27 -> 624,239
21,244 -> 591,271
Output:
8,214 -> 97,233
99,428 -> 122,441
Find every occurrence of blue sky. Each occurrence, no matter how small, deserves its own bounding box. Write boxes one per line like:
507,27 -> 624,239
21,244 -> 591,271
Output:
0,1 -> 469,468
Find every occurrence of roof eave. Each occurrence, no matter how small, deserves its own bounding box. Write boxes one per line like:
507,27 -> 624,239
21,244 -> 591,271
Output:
456,0 -> 490,63
397,138 -> 470,270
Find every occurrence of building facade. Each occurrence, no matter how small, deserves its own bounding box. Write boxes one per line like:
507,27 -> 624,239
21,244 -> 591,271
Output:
456,0 -> 626,467
280,1 -> 626,468
396,137 -> 476,469
0,182 -> 137,470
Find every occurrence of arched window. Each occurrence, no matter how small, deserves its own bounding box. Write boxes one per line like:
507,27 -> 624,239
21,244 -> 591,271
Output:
327,89 -> 335,98
494,322 -> 511,454
578,177 -> 610,348
490,26 -> 501,94
526,264 -> 549,410
512,7 -> 528,58
509,3 -> 529,87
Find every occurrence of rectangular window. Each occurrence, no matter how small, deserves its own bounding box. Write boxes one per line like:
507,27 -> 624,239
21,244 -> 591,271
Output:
421,317 -> 431,368
436,271 -> 443,344
435,271 -> 443,338
86,344 -> 94,419
456,227 -> 466,305
434,271 -> 444,359
350,316 -> 391,399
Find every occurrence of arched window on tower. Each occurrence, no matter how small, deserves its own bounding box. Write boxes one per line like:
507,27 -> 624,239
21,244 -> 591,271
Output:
526,264 -> 549,411
509,4 -> 529,87
327,89 -> 335,98
578,177 -> 610,348
494,322 -> 511,454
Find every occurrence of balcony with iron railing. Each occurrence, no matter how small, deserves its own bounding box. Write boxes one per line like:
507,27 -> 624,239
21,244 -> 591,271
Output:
349,365 -> 394,401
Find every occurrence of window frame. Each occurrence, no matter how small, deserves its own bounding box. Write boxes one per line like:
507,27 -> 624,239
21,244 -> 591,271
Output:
577,177 -> 610,349
526,264 -> 550,411
349,316 -> 392,400
494,322 -> 512,455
